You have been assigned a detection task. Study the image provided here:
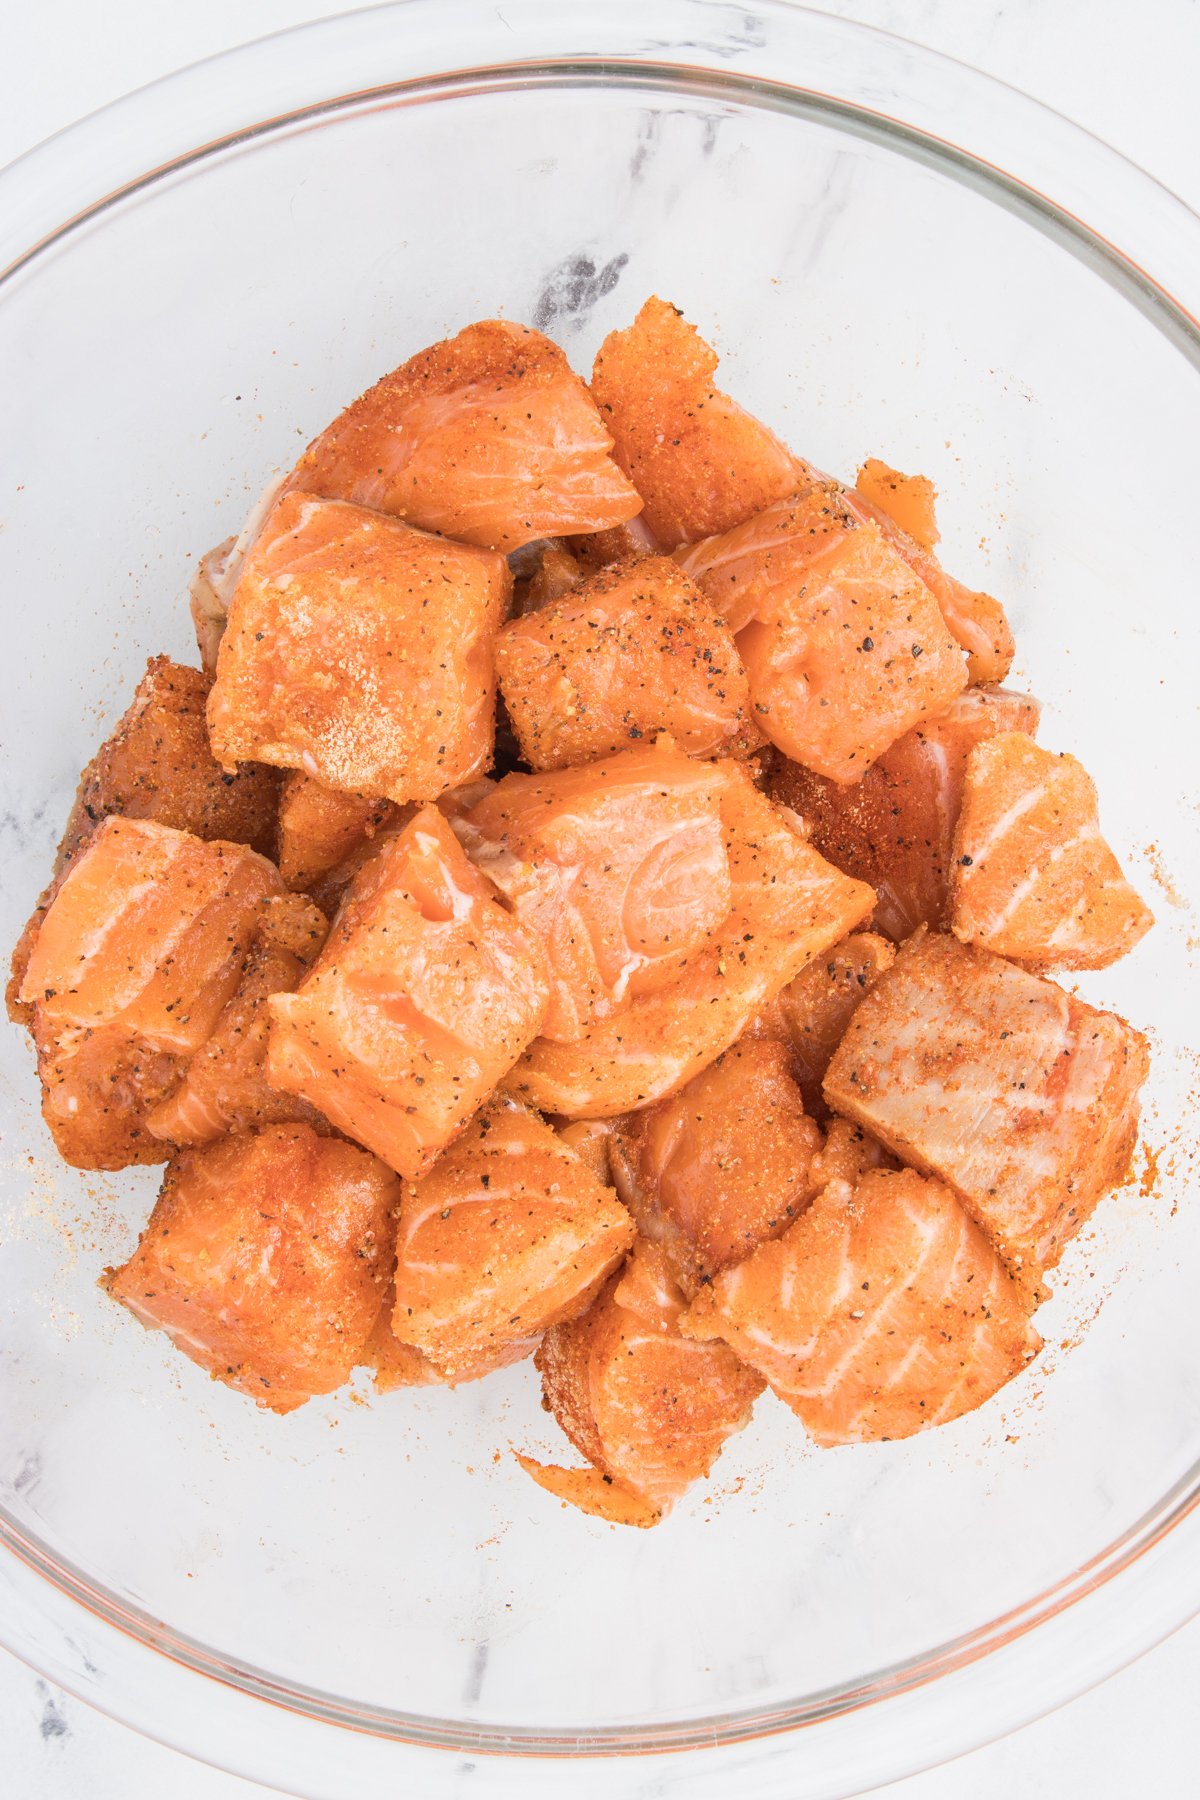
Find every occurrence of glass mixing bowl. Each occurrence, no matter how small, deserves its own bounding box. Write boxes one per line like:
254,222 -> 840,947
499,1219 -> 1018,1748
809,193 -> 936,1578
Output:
1,4 -> 1198,1795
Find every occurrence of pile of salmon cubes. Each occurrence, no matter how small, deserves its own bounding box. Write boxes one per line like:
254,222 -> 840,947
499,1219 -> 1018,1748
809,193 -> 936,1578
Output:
10,298 -> 1153,1525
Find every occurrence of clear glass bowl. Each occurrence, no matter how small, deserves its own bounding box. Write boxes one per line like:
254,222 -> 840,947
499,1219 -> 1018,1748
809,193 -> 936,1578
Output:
1,5 -> 1198,1796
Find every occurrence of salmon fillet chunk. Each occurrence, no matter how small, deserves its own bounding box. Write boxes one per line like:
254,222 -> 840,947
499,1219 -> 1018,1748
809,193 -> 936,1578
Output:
678,483 -> 968,780
276,773 -> 401,891
286,319 -> 643,552
684,1170 -> 1040,1445
146,893 -> 329,1148
823,931 -> 1151,1280
460,744 -> 731,1042
494,556 -> 749,768
526,1238 -> 764,1523
770,685 -> 1042,940
104,1125 -> 396,1412
507,762 -> 876,1117
751,931 -> 896,1117
590,297 -> 801,548
390,1098 -> 635,1384
852,459 -> 1014,685
8,655 -> 278,1025
208,491 -> 512,802
267,805 -> 550,1178
951,732 -> 1153,969
610,1039 -> 823,1296
18,818 -> 284,1169
361,1286 -> 443,1392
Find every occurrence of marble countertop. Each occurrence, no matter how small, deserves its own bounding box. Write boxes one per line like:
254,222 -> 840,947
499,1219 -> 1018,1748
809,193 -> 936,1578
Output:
2,1 -> 1198,1796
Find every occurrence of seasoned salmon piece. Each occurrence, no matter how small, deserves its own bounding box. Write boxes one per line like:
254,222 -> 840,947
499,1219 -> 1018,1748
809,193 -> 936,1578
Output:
552,1118 -> 615,1186
17,819 -> 284,1169
590,297 -> 800,548
528,1237 -> 764,1522
390,1098 -> 635,1384
286,319 -> 643,553
60,657 -> 279,857
508,763 -> 876,1116
30,1024 -> 185,1171
676,479 -> 849,632
684,1170 -> 1040,1445
21,819 -> 283,1056
208,492 -> 511,803
568,513 -> 662,573
679,486 -> 968,781
300,806 -> 417,920
145,894 -> 328,1148
276,773 -> 401,892
8,656 -> 279,1026
267,806 -> 550,1178
810,1115 -> 898,1188
610,1040 -> 823,1295
104,1125 -> 396,1412
362,1286 -> 443,1392
514,1456 -> 662,1528
495,557 -> 749,769
461,745 -> 731,1041
512,543 -> 585,617
851,459 -> 1014,685
824,931 -> 1151,1280
770,685 -> 1042,940
854,459 -> 939,554
951,732 -> 1153,969
768,932 -> 895,1115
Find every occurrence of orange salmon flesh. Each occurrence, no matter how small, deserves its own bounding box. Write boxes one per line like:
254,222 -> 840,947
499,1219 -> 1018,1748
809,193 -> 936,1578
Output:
9,297 -> 1154,1514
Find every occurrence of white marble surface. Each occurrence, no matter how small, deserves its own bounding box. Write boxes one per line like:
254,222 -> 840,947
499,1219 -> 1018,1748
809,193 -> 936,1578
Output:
2,2 -> 1199,1796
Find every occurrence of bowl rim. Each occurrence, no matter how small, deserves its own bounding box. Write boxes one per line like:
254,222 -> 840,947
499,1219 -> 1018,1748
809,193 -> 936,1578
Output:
2,2 -> 1199,1793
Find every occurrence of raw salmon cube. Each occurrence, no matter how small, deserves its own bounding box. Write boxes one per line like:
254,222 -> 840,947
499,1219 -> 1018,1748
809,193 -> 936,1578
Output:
512,543 -> 585,617
276,773 -> 401,891
460,744 -> 732,1041
823,931 -> 1151,1279
63,656 -> 279,857
507,762 -> 876,1117
146,894 -> 329,1148
551,1118 -> 615,1185
809,1116 -> 898,1188
361,1285 -> 443,1391
104,1125 -> 396,1412
679,485 -> 968,780
267,806 -> 550,1178
286,319 -> 643,552
207,492 -> 511,802
20,818 -> 283,1055
590,297 -> 800,548
17,818 -> 284,1169
8,656 -> 279,1026
526,1236 -> 764,1522
852,460 -> 1014,685
951,732 -> 1153,969
568,513 -> 662,573
494,556 -> 749,768
684,1170 -> 1040,1445
854,459 -> 939,553
30,1024 -> 185,1171
390,1097 -> 635,1384
610,1039 -> 823,1294
768,931 -> 896,1115
770,685 -> 1042,939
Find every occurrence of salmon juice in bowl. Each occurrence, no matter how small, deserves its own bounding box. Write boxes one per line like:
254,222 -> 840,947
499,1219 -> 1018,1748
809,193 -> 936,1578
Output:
8,297 -> 1155,1515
